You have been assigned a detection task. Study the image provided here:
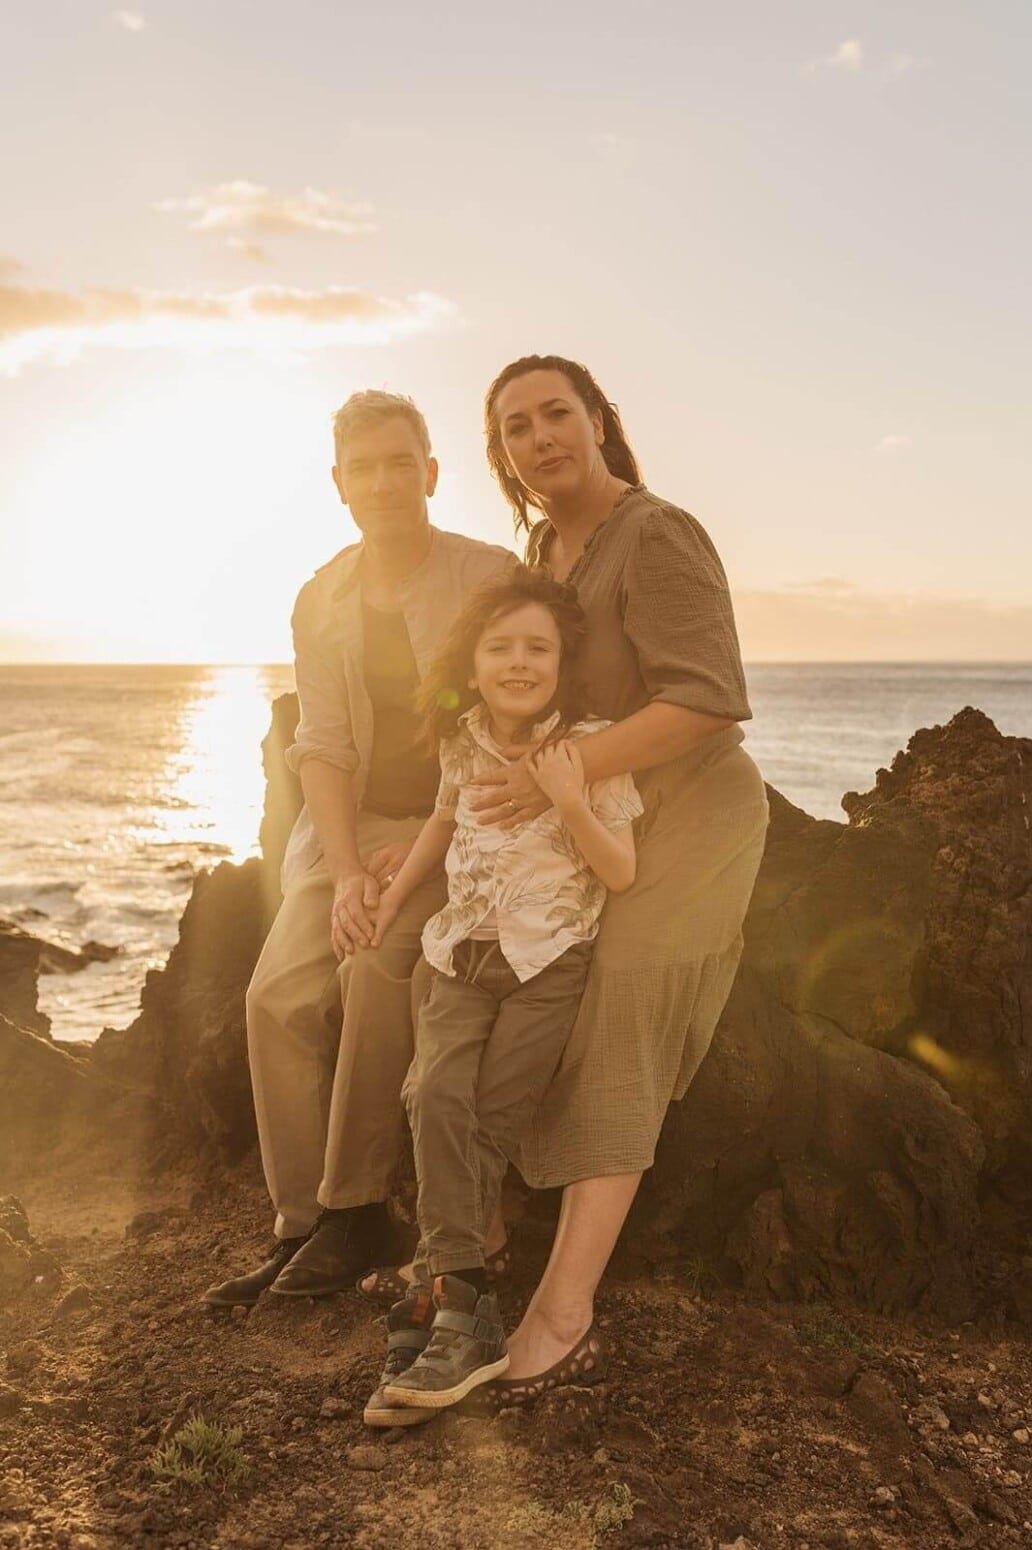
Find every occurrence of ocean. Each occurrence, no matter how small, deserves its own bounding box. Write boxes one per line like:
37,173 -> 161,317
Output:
3,662 -> 1030,1044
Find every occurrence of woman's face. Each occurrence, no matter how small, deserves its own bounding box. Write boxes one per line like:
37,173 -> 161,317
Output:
470,601 -> 562,727
495,369 -> 604,506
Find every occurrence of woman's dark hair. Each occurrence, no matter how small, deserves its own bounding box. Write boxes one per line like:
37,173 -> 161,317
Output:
484,353 -> 642,533
417,564 -> 589,747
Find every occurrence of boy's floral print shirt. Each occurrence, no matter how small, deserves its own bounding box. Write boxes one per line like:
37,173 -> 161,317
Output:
422,704 -> 643,983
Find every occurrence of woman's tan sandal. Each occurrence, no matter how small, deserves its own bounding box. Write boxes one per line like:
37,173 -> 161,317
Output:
357,1241 -> 513,1309
457,1325 -> 608,1417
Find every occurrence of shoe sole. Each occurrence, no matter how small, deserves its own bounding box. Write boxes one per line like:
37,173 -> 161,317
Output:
362,1401 -> 436,1429
383,1354 -> 511,1410
267,1276 -> 359,1298
200,1293 -> 260,1308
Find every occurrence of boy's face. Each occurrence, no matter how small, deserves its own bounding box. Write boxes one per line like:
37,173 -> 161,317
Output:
470,602 -> 562,726
332,416 -> 437,541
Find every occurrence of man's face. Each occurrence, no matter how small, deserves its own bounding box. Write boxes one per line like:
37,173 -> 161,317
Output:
332,416 -> 438,541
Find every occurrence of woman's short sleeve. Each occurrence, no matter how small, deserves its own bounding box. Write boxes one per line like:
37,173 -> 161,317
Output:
622,506 -> 752,721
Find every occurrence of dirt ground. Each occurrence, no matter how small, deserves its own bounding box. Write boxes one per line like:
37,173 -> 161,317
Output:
1,1159 -> 1030,1550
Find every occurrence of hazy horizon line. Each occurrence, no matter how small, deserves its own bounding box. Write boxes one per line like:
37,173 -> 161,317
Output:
2,658 -> 1030,670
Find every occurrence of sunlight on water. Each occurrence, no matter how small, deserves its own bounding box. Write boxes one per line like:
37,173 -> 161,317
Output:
161,666 -> 274,863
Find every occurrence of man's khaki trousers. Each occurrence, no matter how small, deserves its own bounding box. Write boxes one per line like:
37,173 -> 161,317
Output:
246,810 -> 447,1240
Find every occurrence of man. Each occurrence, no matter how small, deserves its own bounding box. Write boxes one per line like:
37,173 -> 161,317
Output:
204,391 -> 514,1306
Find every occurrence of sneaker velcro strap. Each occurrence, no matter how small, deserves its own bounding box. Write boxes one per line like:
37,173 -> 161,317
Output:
433,1308 -> 499,1343
387,1329 -> 429,1353
432,1308 -> 483,1339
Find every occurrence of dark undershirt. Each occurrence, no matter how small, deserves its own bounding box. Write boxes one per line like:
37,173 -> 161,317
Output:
361,601 -> 439,819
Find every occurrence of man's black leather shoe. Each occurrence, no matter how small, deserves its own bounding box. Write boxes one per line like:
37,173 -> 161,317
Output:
201,1235 -> 307,1308
269,1205 -> 394,1297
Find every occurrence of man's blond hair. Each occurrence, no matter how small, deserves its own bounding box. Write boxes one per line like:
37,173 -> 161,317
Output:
332,390 -> 432,466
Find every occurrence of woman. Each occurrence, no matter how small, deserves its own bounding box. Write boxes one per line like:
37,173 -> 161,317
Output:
466,354 -> 769,1396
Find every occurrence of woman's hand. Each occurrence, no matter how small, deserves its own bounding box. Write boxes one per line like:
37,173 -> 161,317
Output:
331,868 -> 378,960
365,840 -> 413,889
469,750 -> 551,829
369,886 -> 402,948
529,740 -> 587,814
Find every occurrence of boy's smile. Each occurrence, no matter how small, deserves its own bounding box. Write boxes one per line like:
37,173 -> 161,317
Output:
470,602 -> 562,739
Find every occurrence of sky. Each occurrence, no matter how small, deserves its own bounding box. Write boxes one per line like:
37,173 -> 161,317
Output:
1,1 -> 1030,662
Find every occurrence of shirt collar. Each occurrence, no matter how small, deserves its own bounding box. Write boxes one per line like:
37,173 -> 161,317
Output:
536,483 -> 644,569
331,524 -> 440,603
458,701 -> 562,755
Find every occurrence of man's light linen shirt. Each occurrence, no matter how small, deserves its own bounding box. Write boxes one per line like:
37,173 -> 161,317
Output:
422,704 -> 644,984
281,527 -> 515,890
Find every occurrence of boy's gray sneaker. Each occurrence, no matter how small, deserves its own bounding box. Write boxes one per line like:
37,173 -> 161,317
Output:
382,1275 -> 509,1410
363,1287 -> 438,1429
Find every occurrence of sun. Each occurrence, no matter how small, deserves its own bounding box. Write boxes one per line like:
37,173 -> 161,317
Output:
6,357 -> 360,662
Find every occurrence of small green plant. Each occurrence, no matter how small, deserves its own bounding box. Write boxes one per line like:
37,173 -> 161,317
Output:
150,1415 -> 250,1489
681,1250 -> 722,1297
503,1500 -> 594,1547
795,1302 -> 872,1356
593,1482 -> 636,1534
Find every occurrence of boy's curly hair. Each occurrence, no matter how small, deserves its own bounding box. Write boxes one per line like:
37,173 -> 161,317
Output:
417,564 -> 589,748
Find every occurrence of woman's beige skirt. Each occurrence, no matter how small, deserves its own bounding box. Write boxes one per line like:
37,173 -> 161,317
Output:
514,725 -> 769,1189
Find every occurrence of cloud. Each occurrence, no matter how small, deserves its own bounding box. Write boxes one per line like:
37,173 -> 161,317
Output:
830,39 -> 864,69
783,577 -> 857,595
0,280 -> 456,372
884,52 -> 932,80
112,9 -> 145,30
154,181 -> 376,247
876,433 -> 911,452
226,238 -> 269,263
0,256 -> 26,280
588,132 -> 636,169
737,585 -> 1032,662
805,41 -> 928,80
804,38 -> 864,74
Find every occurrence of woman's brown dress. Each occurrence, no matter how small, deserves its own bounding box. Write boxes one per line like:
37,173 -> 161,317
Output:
516,485 -> 769,1187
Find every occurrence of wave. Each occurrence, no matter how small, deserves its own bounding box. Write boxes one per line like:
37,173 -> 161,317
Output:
0,879 -> 84,905
146,839 -> 232,855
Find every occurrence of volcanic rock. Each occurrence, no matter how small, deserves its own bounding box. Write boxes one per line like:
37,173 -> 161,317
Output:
6,1339 -> 44,1377
345,1443 -> 388,1471
36,938 -> 120,974
0,1013 -> 95,1172
92,860 -> 270,1162
0,1381 -> 23,1416
846,1372 -> 907,1443
0,1196 -> 31,1243
650,944 -> 983,1313
633,708 -> 1031,1312
0,1228 -> 33,1301
844,709 -> 1032,1201
54,1283 -> 93,1318
0,920 -> 51,1036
